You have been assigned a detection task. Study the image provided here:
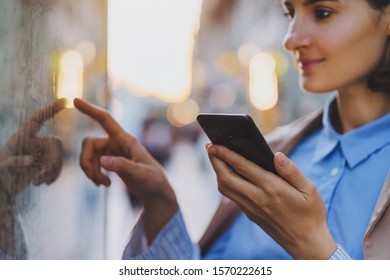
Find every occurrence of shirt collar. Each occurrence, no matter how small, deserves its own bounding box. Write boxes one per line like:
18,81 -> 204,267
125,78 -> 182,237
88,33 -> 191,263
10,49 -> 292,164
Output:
312,97 -> 340,163
313,97 -> 390,168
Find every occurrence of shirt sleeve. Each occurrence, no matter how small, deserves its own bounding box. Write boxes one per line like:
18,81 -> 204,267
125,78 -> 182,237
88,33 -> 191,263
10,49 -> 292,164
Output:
328,244 -> 352,260
122,209 -> 200,260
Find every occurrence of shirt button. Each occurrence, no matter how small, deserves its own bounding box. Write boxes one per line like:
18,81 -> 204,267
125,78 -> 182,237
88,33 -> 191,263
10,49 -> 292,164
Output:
330,167 -> 339,177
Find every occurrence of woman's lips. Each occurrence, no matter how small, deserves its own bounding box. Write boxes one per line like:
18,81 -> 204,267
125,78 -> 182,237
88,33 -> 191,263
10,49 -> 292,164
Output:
298,59 -> 325,71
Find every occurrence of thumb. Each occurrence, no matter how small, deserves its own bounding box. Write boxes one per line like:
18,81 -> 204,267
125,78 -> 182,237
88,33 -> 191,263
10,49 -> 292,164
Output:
0,155 -> 33,170
100,155 -> 132,173
100,155 -> 145,182
99,155 -> 151,196
274,152 -> 312,192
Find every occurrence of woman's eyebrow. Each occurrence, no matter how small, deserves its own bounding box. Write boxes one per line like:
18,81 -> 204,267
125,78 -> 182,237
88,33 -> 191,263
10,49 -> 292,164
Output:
304,0 -> 340,5
282,0 -> 340,6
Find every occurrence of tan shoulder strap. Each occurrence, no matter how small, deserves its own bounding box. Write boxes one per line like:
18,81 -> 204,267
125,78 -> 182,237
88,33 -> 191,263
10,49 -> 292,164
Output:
198,197 -> 240,256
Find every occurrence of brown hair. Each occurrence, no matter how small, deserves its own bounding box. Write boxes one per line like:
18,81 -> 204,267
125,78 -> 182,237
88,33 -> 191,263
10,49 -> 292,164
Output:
366,0 -> 390,94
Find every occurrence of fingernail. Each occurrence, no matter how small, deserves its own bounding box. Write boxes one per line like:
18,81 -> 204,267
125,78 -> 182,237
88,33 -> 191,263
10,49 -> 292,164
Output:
207,145 -> 216,155
275,152 -> 288,167
62,97 -> 68,106
100,156 -> 113,167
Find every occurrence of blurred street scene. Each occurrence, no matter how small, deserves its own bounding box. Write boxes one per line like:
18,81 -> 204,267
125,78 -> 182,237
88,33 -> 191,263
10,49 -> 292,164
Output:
0,0 -> 331,259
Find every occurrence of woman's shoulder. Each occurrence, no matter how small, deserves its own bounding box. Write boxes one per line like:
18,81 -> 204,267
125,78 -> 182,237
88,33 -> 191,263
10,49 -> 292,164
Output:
265,109 -> 323,153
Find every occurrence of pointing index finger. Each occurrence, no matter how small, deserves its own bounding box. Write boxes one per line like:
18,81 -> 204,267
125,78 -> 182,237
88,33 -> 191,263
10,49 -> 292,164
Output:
73,98 -> 123,136
26,98 -> 67,136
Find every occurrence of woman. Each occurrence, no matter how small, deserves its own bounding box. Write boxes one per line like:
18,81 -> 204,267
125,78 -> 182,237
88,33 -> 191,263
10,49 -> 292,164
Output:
74,0 -> 390,259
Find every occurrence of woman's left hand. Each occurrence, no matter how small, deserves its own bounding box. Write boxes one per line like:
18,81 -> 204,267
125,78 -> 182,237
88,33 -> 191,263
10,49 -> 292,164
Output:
207,144 -> 337,260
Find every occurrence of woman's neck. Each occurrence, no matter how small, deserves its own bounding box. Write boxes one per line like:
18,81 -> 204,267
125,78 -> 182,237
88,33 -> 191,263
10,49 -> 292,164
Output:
333,87 -> 390,134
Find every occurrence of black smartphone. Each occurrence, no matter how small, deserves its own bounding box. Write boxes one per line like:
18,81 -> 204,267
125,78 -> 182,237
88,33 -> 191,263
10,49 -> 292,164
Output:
197,113 -> 278,175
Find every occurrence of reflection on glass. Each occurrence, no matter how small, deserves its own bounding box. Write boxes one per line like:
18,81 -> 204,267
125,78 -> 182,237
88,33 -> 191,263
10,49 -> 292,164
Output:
0,99 -> 65,259
0,0 -> 109,259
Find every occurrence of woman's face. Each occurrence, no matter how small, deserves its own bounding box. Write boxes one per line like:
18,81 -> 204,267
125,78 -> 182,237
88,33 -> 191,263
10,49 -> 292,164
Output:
282,0 -> 390,93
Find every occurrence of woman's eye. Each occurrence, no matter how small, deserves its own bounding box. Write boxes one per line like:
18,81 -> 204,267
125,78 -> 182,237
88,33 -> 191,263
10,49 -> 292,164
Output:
314,8 -> 333,20
283,10 -> 294,21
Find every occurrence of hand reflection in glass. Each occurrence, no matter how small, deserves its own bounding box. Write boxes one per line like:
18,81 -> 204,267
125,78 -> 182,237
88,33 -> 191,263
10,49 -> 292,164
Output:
0,98 -> 65,258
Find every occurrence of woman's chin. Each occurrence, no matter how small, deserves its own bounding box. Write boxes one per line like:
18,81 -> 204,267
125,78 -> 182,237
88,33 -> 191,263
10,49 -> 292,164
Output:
300,82 -> 335,94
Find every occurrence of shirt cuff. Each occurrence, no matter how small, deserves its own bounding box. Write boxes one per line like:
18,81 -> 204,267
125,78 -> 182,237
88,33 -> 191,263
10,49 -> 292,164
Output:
122,209 -> 199,260
328,244 -> 352,260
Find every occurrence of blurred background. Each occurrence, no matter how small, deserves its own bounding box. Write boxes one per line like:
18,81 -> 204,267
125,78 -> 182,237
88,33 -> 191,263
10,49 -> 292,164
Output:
0,0 -> 331,259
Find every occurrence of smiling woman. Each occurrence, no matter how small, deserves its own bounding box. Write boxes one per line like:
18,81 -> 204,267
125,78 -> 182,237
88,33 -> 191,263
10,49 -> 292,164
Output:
72,0 -> 390,260
282,0 -> 390,97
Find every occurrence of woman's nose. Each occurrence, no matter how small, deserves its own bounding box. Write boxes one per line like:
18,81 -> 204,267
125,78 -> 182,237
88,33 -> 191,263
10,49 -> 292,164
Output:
283,20 -> 312,51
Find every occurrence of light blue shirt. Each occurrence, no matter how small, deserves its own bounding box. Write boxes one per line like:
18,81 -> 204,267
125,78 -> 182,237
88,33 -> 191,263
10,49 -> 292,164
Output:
123,98 -> 390,260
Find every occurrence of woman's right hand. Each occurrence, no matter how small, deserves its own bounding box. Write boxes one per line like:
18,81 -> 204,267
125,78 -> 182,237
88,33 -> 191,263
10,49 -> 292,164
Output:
207,144 -> 336,259
73,98 -> 178,244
